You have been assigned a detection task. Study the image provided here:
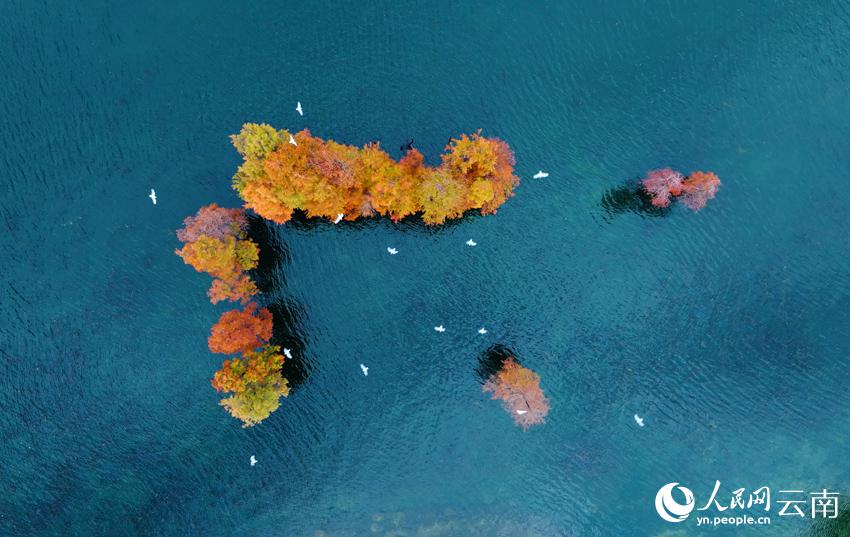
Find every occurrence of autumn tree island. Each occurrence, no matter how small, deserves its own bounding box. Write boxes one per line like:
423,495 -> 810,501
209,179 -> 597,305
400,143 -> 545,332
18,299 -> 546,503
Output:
177,125 -> 521,427
231,123 -> 519,225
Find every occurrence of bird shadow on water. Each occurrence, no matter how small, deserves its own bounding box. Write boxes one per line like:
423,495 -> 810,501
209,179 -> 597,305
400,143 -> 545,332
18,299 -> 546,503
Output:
599,180 -> 670,221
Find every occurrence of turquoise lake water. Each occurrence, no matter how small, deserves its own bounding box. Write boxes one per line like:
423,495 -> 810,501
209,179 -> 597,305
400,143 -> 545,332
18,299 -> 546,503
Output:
2,1 -> 850,535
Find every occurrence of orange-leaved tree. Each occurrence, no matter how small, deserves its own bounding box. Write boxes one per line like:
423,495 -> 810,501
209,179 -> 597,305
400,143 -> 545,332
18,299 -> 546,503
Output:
231,124 -> 519,225
679,171 -> 721,211
211,344 -> 290,428
175,204 -> 259,304
483,357 -> 550,430
208,302 -> 273,355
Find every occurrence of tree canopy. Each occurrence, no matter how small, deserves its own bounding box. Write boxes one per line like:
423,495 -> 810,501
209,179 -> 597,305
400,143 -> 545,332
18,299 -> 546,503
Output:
175,204 -> 259,305
231,124 -> 519,225
483,357 -> 550,430
641,168 -> 721,211
208,303 -> 273,355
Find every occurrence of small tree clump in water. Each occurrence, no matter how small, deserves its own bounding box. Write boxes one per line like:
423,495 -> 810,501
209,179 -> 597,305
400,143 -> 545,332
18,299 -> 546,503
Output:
207,303 -> 273,355
175,204 -> 259,304
483,357 -> 550,430
679,171 -> 721,211
641,168 -> 720,211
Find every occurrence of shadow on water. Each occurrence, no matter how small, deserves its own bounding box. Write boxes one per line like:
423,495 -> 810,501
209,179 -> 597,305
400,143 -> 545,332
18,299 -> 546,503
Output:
247,214 -> 291,294
267,300 -> 312,392
247,207 -> 489,394
273,208 -> 484,236
599,180 -> 671,220
246,214 -> 313,392
475,344 -> 520,383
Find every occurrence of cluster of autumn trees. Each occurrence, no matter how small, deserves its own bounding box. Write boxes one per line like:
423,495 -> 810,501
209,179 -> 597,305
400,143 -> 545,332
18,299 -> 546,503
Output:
209,304 -> 289,427
176,204 -> 288,427
483,357 -> 550,430
175,203 -> 259,304
230,123 -> 519,225
174,126 -> 726,431
641,168 -> 721,211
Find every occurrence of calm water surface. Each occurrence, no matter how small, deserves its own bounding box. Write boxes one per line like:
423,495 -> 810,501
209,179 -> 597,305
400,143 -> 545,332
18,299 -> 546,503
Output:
1,1 -> 849,535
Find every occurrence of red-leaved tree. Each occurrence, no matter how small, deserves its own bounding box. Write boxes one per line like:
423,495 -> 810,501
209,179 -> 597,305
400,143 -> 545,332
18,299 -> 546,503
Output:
483,357 -> 550,430
641,168 -> 684,208
208,303 -> 273,355
679,171 -> 721,211
641,168 -> 721,211
176,203 -> 248,243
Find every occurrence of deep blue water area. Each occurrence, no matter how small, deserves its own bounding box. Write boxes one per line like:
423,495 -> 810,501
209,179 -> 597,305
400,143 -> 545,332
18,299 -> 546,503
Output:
2,1 -> 850,535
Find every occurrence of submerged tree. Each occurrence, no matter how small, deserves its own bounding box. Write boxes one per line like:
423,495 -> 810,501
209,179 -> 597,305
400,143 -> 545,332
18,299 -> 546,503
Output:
483,357 -> 550,430
208,303 -> 273,355
231,124 -> 519,225
207,274 -> 258,305
641,168 -> 684,208
220,378 -> 290,428
175,204 -> 259,305
212,344 -> 289,428
176,203 -> 248,243
679,171 -> 721,211
640,168 -> 721,211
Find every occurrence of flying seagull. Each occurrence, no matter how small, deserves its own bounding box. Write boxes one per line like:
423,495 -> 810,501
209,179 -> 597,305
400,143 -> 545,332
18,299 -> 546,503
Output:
516,409 -> 528,415
533,170 -> 549,179
387,247 -> 398,255
250,455 -> 258,466
148,189 -> 157,205
634,414 -> 645,427
360,364 -> 369,376
434,325 -> 445,333
295,101 -> 303,116
334,213 -> 344,224
283,348 -> 293,360
289,133 -> 297,146
466,239 -> 477,247
478,327 -> 488,335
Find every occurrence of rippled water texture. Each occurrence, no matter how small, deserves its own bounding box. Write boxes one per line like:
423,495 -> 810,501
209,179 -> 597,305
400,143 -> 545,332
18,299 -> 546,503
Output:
2,1 -> 850,535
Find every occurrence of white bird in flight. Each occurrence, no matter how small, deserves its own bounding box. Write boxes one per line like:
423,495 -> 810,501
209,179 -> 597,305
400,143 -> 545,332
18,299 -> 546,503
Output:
434,325 -> 445,333
466,239 -> 477,247
634,414 -> 645,427
289,134 -> 297,146
295,101 -> 303,116
360,364 -> 369,376
250,455 -> 258,466
533,170 -> 549,179
283,348 -> 293,359
387,247 -> 398,255
334,213 -> 344,224
516,409 -> 528,415
478,327 -> 488,335
148,189 -> 157,205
